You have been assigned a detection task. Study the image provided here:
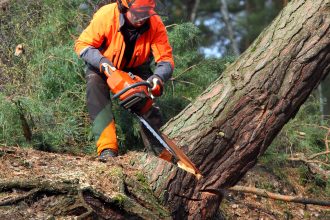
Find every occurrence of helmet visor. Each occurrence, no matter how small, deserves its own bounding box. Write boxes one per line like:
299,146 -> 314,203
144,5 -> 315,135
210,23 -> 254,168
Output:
129,0 -> 167,22
128,0 -> 157,23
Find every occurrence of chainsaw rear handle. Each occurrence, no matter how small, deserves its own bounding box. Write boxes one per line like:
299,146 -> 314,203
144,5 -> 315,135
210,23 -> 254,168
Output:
112,81 -> 152,100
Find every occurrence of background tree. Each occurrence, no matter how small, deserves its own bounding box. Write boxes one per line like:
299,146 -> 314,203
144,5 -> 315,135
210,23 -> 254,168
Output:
219,0 -> 240,56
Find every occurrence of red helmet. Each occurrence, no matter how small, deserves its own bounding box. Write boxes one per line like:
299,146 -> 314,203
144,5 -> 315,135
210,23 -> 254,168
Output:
117,0 -> 159,22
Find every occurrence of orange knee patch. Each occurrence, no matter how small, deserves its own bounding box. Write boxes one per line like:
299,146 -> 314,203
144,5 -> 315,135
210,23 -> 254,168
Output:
96,120 -> 118,155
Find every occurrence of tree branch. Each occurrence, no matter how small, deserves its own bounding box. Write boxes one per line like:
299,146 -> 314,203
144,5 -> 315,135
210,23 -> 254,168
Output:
308,151 -> 330,160
165,24 -> 178,29
228,186 -> 330,206
172,64 -> 197,80
0,188 -> 40,206
288,156 -> 330,179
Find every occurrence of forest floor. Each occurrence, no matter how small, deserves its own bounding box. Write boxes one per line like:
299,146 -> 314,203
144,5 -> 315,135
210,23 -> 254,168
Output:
0,146 -> 170,219
0,146 -> 329,219
222,165 -> 329,219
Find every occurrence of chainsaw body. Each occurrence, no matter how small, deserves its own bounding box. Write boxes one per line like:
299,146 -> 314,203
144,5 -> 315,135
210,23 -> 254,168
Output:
104,69 -> 202,179
106,70 -> 153,115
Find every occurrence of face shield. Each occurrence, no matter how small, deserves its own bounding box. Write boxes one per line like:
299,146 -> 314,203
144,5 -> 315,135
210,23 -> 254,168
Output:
127,0 -> 166,23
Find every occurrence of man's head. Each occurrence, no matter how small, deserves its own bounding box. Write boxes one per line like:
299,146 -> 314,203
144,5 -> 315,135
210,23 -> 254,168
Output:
117,0 -> 157,27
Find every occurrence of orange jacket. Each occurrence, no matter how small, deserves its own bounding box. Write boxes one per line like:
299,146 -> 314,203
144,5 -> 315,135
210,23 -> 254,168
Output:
75,3 -> 174,71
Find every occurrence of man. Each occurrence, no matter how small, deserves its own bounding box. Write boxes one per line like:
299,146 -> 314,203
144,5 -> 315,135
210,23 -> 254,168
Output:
74,0 -> 174,161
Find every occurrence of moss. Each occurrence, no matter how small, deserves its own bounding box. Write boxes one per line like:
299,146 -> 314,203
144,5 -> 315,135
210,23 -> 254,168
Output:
113,193 -> 126,207
135,172 -> 147,185
250,45 -> 257,52
107,167 -> 124,178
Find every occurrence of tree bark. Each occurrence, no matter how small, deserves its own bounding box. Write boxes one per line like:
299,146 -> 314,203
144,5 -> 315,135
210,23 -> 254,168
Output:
283,0 -> 289,7
139,0 -> 330,218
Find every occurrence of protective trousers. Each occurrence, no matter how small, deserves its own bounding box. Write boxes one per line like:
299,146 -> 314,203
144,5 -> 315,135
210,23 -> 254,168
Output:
86,67 -> 117,155
85,67 -> 163,155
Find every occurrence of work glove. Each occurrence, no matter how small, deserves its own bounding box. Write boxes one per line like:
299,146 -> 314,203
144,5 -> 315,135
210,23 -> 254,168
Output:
147,74 -> 164,97
99,57 -> 116,76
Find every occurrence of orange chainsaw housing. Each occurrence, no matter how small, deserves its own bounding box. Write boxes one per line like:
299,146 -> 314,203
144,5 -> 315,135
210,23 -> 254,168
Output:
106,70 -> 153,115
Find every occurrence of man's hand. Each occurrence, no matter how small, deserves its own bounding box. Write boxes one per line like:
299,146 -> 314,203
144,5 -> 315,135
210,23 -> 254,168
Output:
147,74 -> 164,97
99,58 -> 116,76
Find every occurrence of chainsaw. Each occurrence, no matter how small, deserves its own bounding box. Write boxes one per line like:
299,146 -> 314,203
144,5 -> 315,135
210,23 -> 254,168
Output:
102,65 -> 202,179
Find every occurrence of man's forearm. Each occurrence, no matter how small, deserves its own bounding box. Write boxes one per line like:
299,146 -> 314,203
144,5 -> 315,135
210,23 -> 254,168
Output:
79,46 -> 105,69
154,61 -> 173,82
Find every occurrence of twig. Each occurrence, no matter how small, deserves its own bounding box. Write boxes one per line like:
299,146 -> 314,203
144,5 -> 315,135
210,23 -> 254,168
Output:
324,129 -> 330,162
294,123 -> 330,162
288,156 -> 330,179
308,151 -> 330,160
303,123 -> 329,130
171,79 -> 175,96
165,24 -> 178,29
228,186 -> 330,206
181,96 -> 193,102
173,79 -> 196,86
44,55 -> 78,65
172,64 -> 197,80
289,157 -> 330,167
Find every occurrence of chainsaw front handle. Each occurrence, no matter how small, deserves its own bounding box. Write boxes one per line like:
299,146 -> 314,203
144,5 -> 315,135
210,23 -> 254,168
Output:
148,77 -> 163,97
112,81 -> 152,100
101,63 -> 117,78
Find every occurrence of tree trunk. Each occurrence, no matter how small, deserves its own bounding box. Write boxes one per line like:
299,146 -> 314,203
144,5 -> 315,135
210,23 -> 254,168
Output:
184,0 -> 200,23
140,0 -> 330,218
321,74 -> 330,117
220,0 -> 240,56
318,83 -> 325,123
189,0 -> 200,23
